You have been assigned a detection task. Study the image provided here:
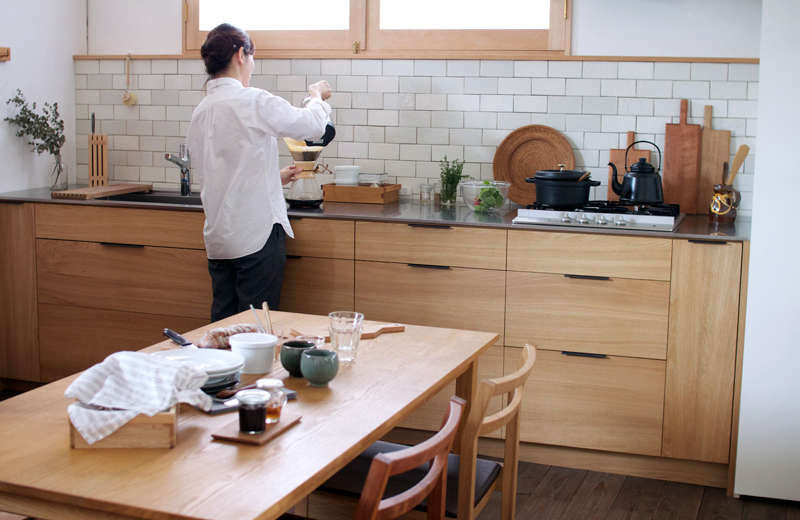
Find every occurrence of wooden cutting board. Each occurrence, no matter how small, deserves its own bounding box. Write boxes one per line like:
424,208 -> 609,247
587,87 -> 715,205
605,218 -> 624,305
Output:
88,113 -> 108,187
663,99 -> 702,214
607,131 -> 651,201
51,183 -> 153,200
697,105 -> 731,214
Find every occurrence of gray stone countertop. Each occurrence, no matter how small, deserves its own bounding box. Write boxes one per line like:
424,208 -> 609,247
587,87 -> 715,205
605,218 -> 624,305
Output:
0,187 -> 750,242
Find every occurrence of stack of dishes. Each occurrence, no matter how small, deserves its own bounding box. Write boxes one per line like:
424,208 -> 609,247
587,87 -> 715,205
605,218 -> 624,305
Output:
151,348 -> 245,393
334,165 -> 360,185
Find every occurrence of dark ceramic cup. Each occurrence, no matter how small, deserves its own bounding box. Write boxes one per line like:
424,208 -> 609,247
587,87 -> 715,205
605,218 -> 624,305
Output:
280,339 -> 318,377
300,349 -> 339,387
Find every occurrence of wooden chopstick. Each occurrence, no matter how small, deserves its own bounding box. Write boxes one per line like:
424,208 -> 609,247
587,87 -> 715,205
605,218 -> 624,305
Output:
261,301 -> 273,335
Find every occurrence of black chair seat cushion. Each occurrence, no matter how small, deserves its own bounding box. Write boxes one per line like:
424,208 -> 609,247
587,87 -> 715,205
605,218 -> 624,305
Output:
320,440 -> 502,518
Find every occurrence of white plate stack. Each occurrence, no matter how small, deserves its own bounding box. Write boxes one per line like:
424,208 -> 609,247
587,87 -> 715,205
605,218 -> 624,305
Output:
150,349 -> 244,392
334,165 -> 360,185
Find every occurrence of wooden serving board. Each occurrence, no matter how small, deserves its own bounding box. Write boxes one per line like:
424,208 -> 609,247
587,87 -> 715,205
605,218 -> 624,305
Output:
211,412 -> 301,445
663,99 -> 702,213
322,183 -> 400,204
51,183 -> 153,200
607,131 -> 651,201
289,323 -> 405,343
697,105 -> 731,214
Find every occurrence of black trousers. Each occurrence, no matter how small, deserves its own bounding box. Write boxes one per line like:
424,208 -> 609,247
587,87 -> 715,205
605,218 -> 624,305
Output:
207,223 -> 286,322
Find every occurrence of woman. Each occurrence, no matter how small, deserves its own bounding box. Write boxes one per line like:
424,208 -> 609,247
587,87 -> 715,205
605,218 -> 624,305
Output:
188,23 -> 332,321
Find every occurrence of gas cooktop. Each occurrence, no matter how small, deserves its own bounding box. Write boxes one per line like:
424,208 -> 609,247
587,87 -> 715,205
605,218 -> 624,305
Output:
512,201 -> 684,232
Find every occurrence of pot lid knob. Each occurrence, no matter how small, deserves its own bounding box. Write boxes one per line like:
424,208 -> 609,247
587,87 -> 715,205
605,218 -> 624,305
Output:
558,163 -> 565,172
630,157 -> 655,173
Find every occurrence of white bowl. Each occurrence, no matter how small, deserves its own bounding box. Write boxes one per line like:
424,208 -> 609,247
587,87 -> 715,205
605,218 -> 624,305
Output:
229,333 -> 278,374
334,165 -> 360,185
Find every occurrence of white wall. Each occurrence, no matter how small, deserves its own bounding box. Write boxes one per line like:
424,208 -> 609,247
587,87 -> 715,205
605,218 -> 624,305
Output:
88,0 -> 182,55
0,1 -> 86,193
572,0 -> 761,58
734,0 -> 800,501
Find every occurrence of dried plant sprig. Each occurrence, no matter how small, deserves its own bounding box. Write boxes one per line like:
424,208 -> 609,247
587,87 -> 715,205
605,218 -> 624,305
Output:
4,89 -> 66,157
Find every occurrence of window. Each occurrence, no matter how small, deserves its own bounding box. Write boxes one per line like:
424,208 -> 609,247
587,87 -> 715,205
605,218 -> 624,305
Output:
185,0 -> 570,56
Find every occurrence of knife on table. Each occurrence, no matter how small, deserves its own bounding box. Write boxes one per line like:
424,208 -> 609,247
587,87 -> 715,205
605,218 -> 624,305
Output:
162,328 -> 197,348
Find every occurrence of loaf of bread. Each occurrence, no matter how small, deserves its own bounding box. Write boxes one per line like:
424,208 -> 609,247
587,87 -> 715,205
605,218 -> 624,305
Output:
197,323 -> 260,349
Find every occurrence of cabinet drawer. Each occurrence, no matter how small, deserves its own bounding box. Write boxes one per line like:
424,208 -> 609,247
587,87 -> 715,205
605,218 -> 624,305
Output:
287,217 -> 354,259
355,261 -> 505,343
508,230 -> 672,281
505,272 -> 669,359
37,239 -> 211,319
35,204 -> 205,249
281,257 -> 354,316
38,303 -> 206,381
355,221 -> 506,270
398,345 -> 503,438
511,348 -> 665,456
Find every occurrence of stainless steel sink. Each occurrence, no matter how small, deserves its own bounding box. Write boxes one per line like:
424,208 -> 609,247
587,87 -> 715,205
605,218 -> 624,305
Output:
104,191 -> 202,206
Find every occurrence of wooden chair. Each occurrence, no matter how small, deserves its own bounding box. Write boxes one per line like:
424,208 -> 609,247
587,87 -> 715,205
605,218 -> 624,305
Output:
313,344 -> 537,520
355,396 -> 466,520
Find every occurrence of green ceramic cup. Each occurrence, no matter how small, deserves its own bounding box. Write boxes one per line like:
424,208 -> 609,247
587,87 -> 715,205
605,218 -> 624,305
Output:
300,349 -> 339,387
280,338 -> 321,377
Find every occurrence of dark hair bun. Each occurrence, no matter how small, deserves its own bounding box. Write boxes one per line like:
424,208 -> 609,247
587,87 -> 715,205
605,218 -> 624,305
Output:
200,23 -> 254,76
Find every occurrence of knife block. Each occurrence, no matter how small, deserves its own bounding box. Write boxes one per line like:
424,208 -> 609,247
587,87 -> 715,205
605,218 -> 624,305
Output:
89,133 -> 108,187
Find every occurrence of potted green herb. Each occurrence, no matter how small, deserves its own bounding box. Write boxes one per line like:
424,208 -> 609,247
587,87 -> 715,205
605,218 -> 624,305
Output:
438,156 -> 465,206
5,89 -> 67,190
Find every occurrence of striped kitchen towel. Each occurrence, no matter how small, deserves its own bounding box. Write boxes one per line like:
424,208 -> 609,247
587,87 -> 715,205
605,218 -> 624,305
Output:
65,351 -> 212,444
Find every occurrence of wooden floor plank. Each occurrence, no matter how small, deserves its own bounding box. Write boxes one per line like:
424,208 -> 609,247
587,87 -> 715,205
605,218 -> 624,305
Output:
606,476 -> 667,520
742,497 -> 787,520
697,486 -> 744,520
561,471 -> 626,520
516,466 -> 588,519
653,481 -> 705,520
516,461 -> 551,495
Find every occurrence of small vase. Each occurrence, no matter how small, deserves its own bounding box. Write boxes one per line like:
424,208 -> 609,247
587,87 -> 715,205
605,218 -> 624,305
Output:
439,179 -> 459,206
50,153 -> 68,191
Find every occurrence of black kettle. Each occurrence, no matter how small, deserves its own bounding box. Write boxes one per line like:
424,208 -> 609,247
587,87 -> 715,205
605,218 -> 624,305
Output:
608,140 -> 663,205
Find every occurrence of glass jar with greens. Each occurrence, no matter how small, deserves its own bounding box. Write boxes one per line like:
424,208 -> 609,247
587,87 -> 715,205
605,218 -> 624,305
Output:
438,156 -> 465,205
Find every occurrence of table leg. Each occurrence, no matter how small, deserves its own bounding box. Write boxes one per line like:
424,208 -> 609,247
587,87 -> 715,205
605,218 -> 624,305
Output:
453,360 -> 477,453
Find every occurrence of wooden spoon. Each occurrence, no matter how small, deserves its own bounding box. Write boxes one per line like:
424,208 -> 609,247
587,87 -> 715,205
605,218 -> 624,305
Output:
577,171 -> 590,182
725,144 -> 750,186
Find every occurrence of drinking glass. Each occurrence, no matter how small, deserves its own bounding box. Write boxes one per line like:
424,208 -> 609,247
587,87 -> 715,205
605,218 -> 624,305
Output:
328,311 -> 364,363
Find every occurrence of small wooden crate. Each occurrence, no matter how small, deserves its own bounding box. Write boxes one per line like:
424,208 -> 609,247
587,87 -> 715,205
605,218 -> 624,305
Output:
322,183 -> 401,204
69,406 -> 177,449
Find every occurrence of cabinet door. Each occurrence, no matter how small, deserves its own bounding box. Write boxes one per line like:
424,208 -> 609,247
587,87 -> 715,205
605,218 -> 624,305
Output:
662,239 -> 742,463
0,202 -> 39,381
510,348 -> 666,456
38,303 -> 206,381
281,257 -> 354,316
287,217 -> 354,260
505,271 -> 669,359
37,239 -> 211,319
355,261 -> 505,343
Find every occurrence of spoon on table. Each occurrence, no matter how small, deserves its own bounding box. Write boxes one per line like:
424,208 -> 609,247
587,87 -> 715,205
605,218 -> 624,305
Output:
215,382 -> 258,399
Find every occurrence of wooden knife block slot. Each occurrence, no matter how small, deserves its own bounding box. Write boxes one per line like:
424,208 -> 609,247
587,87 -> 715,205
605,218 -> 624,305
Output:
89,134 -> 109,187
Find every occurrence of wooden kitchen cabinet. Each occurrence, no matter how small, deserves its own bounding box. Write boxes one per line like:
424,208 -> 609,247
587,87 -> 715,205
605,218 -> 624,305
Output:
662,239 -> 743,463
0,202 -> 39,381
281,256 -> 354,316
510,347 -> 666,456
286,217 -> 354,259
505,271 -> 670,359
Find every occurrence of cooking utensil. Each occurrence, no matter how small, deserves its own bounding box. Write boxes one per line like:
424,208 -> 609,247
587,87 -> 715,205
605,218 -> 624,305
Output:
577,171 -> 591,182
88,112 -> 108,188
162,328 -> 194,348
663,99 -> 702,213
493,125 -> 575,205
608,132 -> 650,201
725,144 -> 750,186
524,176 -> 600,208
216,382 -> 258,399
249,304 -> 267,333
698,105 -> 732,215
608,140 -> 664,205
261,301 -> 273,335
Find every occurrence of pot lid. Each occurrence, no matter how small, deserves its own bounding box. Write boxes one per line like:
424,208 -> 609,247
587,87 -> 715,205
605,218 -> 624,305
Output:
630,157 -> 656,173
534,166 -> 588,181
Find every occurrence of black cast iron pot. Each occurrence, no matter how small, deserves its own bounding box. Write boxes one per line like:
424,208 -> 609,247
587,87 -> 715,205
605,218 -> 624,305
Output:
526,170 -> 601,208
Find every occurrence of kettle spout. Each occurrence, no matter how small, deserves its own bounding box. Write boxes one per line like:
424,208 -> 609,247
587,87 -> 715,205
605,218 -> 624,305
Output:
608,162 -> 623,195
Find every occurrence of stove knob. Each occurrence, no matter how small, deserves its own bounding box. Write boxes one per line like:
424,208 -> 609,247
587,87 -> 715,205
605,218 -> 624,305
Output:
560,212 -> 572,223
596,216 -> 608,225
614,217 -> 627,226
578,215 -> 592,224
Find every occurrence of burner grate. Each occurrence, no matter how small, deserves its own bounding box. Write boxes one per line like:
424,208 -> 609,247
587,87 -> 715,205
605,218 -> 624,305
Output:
527,200 -> 680,217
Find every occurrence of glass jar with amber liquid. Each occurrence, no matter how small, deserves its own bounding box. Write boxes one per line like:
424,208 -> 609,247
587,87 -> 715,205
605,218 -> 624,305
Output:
257,378 -> 288,424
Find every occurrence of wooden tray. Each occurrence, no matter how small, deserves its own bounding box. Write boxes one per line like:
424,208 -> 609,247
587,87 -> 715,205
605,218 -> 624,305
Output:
211,412 -> 302,445
322,183 -> 400,204
70,406 -> 177,449
493,125 -> 575,206
52,183 -> 153,200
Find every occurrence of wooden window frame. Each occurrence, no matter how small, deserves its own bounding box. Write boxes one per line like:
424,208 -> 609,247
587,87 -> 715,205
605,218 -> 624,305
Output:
184,0 -> 571,58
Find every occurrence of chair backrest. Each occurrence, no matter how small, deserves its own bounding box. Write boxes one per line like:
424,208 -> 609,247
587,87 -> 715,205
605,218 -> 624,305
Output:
457,344 -> 537,520
355,396 -> 466,520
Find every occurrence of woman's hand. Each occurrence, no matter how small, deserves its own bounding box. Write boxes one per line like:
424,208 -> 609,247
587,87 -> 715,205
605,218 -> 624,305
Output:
308,80 -> 332,101
280,165 -> 302,185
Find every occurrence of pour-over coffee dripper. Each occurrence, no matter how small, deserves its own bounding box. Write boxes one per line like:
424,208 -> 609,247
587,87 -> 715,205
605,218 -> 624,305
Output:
283,138 -> 330,209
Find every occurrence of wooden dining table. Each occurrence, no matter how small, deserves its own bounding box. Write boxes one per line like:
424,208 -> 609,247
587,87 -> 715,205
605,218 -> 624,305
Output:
0,310 -> 498,520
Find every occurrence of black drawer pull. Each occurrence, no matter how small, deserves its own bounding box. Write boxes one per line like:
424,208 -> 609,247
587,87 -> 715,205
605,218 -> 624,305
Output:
408,223 -> 452,230
564,274 -> 611,281
99,242 -> 144,248
562,351 -> 608,359
689,239 -> 728,245
286,255 -> 302,259
288,216 -> 303,221
408,263 -> 451,270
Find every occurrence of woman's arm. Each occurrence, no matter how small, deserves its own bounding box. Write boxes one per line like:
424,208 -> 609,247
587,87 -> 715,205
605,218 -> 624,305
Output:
256,81 -> 332,141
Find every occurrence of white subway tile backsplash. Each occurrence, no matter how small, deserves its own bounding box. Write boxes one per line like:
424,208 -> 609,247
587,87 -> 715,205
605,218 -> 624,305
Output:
261,60 -> 291,75
75,75 -> 88,89
98,60 -> 124,74
433,145 -> 465,161
355,126 -> 385,142
654,62 -> 690,80
113,74 -> 133,90
277,75 -> 306,91
414,60 -> 446,76
432,77 -> 465,94
584,132 -> 619,150
383,93 -> 415,110
76,90 -> 100,105
448,60 -> 480,77
549,61 -> 582,78
636,116 -> 672,134
416,94 -> 447,111
482,129 -> 511,146
379,60 -> 410,76
447,94 -> 479,111
464,145 -> 495,162
713,118 -> 746,135
653,99 -> 680,116
575,149 -> 599,167
400,144 -> 432,161
711,81 -> 748,99
76,104 -> 89,119
139,75 -> 165,90
126,120 -> 153,136
339,142 -> 369,158
415,161 -> 442,178
602,115 -> 637,133
582,61 -> 617,79
636,80 -> 672,98
548,96 -> 582,114
385,127 -> 417,143
618,62 -> 653,79
140,136 -> 166,152
514,60 -> 547,78
565,115 -> 601,132
114,105 -> 140,120
99,91 -> 119,105
167,106 -> 194,121
369,76 -> 399,93
747,82 -> 758,100
418,128 -> 450,144
114,166 -> 141,181
338,75 -> 368,92
130,60 -> 151,75
400,110 -> 431,127
566,79 -> 601,96
165,75 -> 191,90
673,81 -> 709,98
113,135 -> 139,150
191,74 -> 209,90
499,78 -> 531,95
89,104 -> 114,120
564,131 -> 583,148
153,121 -> 179,136
619,98 -> 653,116
449,129 -> 482,145
127,150 -> 153,166
691,63 -> 727,80
464,77 -> 499,95
353,93 -> 384,109
531,113 -> 566,130
337,109 -> 368,125
354,159 -> 385,174
179,91 -> 204,106
499,112 -> 532,129
139,106 -> 166,121
513,95 -> 547,113
480,95 -> 513,112
431,111 -> 464,128
75,60 -> 99,74
601,79 -> 636,97
87,74 -> 113,89
178,60 -> 206,75
729,100 -> 759,118
582,97 -> 617,115
532,78 -> 565,95
399,77 -> 431,94
385,160 -> 415,177
464,112 -> 497,129
101,119 -> 125,134
291,59 -> 321,75
746,118 -> 757,137
730,63 -> 759,81
140,166 -> 166,182
369,143 -> 399,160
480,60 -> 514,77
690,99 -> 727,117
152,60 -> 177,74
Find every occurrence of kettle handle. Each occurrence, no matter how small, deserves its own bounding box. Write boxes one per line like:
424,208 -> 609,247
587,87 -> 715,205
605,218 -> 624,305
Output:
624,140 -> 662,174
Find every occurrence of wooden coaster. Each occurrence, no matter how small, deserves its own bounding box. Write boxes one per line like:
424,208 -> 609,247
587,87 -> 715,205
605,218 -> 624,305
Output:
211,412 -> 301,445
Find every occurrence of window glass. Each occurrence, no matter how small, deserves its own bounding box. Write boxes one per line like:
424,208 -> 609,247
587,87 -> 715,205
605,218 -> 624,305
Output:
379,0 -> 549,30
199,0 -> 350,31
